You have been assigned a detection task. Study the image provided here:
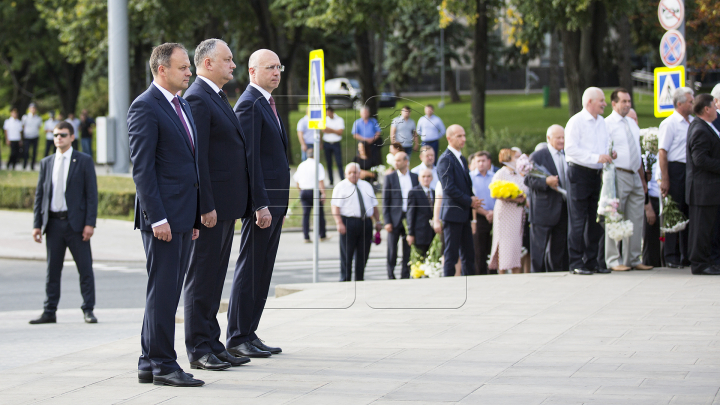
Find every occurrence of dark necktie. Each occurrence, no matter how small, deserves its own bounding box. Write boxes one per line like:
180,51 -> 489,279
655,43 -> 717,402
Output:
171,97 -> 194,155
218,90 -> 231,108
356,184 -> 367,219
426,190 -> 433,205
269,96 -> 281,128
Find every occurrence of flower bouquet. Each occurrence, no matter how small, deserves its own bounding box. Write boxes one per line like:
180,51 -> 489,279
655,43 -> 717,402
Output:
659,195 -> 689,234
489,180 -> 523,199
409,234 -> 443,278
598,141 -> 633,241
515,154 -> 568,198
640,127 -> 659,172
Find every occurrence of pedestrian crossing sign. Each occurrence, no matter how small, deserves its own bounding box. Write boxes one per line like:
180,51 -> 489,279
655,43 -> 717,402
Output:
654,66 -> 685,118
307,49 -> 326,130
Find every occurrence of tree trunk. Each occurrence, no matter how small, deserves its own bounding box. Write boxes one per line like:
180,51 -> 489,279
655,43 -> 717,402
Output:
560,29 -> 583,116
374,30 -> 385,91
354,29 -> 378,116
579,1 -> 608,90
59,62 -> 85,115
547,30 -> 561,108
616,15 -> 634,100
471,0 -> 488,136
446,68 -> 461,103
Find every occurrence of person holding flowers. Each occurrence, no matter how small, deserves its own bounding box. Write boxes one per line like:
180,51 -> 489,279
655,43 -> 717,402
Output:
488,149 -> 528,274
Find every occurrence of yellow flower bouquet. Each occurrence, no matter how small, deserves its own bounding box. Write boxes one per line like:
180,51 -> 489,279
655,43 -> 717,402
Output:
488,180 -> 523,199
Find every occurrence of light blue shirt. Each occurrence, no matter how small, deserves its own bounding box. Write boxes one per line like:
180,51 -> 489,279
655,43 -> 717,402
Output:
416,114 -> 446,142
471,169 -> 496,211
297,115 -> 314,145
351,118 -> 381,140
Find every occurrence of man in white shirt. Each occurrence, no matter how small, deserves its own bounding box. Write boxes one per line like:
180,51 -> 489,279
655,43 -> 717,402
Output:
604,88 -> 653,272
21,103 -> 43,170
565,87 -> 615,275
331,163 -> 383,281
294,148 -> 329,242
391,105 -> 417,157
65,112 -> 81,150
43,111 -> 60,157
382,152 -> 419,279
416,104 -> 445,158
323,106 -> 345,185
296,109 -> 313,161
411,146 -> 438,189
658,87 -> 694,268
3,108 -> 23,170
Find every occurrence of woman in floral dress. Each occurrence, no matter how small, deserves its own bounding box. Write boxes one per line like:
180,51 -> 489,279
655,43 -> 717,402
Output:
488,149 -> 529,274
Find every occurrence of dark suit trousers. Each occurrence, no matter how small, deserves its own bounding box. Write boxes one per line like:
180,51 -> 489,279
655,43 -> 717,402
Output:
300,189 -> 326,240
567,166 -> 603,270
689,204 -> 719,273
387,213 -> 410,279
184,219 -> 235,362
530,203 -> 568,272
712,205 -> 720,265
339,217 -> 373,281
139,230 -> 192,375
473,215 -> 492,275
664,162 -> 689,265
45,139 -> 55,157
643,197 -> 663,267
7,141 -> 21,169
226,213 -> 283,348
43,217 -> 95,314
323,142 -> 343,184
23,138 -> 39,170
443,220 -> 475,276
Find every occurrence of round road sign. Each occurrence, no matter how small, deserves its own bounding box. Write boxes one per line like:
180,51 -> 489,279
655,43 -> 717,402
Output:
659,29 -> 685,68
658,0 -> 684,31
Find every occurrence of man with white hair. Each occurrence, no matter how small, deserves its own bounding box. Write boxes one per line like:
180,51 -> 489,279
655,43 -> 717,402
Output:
658,87 -> 694,268
564,87 -> 614,275
711,84 -> 720,132
331,162 -> 382,281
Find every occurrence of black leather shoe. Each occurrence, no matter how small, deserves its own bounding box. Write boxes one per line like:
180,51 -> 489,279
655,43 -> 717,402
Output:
29,313 -> 56,324
571,268 -> 594,275
595,268 -> 612,274
692,266 -> 720,275
228,342 -> 271,358
83,310 -> 97,323
189,353 -> 231,370
251,338 -> 282,354
666,262 -> 683,269
153,370 -> 204,387
139,370 -> 192,384
216,350 -> 251,366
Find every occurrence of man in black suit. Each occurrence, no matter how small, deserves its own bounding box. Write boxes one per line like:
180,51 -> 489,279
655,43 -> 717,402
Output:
436,124 -> 483,276
710,86 -> 720,264
525,125 -> 569,272
686,94 -> 720,275
383,152 -> 419,279
227,49 -> 289,358
406,168 -> 435,256
182,39 -> 251,370
128,43 -> 204,387
31,121 -> 97,324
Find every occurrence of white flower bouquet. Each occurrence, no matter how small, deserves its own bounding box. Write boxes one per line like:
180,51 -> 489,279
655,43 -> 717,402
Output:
659,195 -> 689,234
639,127 -> 659,155
606,219 -> 634,241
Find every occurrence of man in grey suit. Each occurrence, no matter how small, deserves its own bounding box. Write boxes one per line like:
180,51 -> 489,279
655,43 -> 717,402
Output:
31,121 -> 98,324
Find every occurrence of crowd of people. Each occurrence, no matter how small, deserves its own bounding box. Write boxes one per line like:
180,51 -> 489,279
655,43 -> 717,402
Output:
3,105 -> 95,170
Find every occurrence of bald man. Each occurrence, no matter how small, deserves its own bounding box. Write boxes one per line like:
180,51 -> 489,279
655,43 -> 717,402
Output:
227,49 -> 289,358
382,151 -> 419,279
564,87 -> 614,275
525,125 -> 569,272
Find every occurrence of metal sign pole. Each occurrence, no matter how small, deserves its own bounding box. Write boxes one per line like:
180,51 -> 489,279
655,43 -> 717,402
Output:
313,129 -> 320,283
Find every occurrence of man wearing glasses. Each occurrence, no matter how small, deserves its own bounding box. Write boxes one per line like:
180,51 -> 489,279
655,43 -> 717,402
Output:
226,50 -> 288,358
30,121 -> 98,325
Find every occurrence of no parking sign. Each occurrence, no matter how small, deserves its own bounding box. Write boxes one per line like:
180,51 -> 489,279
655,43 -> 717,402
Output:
659,30 -> 686,68
654,67 -> 685,118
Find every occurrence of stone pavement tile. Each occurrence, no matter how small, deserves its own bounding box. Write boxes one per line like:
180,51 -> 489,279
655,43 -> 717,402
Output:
497,365 -> 583,378
468,382 -> 598,396
382,381 -> 482,402
488,375 -> 643,388
591,356 -> 699,365
597,380 -> 720,396
541,394 -> 673,404
458,390 -> 547,405
669,394 -> 717,405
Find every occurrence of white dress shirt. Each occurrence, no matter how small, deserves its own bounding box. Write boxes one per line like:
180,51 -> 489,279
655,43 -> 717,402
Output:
196,75 -> 221,93
416,114 -> 446,142
44,118 -> 59,140
411,162 -> 438,190
397,169 -> 413,212
51,147 -> 73,212
293,158 -> 326,190
323,114 -> 345,143
547,144 -> 568,182
446,146 -> 465,168
605,110 -> 642,171
565,108 -> 610,169
249,82 -> 281,130
151,82 -> 195,228
331,179 -> 377,218
3,118 -> 23,141
658,110 -> 693,163
703,119 -> 720,137
22,114 -> 43,139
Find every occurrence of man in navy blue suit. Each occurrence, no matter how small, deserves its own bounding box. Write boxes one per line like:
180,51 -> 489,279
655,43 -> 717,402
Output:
128,43 -> 204,387
226,49 -> 289,358
436,124 -> 483,276
182,39 -> 251,371
383,152 -> 419,279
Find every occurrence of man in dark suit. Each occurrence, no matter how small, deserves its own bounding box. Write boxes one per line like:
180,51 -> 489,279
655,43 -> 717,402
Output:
406,168 -> 435,256
31,121 -> 97,324
128,43 -> 204,387
686,94 -> 720,275
227,49 -> 289,358
436,124 -> 483,276
182,39 -> 251,370
525,125 -> 569,272
383,152 -> 419,279
709,86 -> 720,264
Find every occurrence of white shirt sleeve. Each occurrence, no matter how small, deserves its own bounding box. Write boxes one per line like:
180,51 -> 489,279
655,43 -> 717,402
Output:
565,116 -> 600,166
658,119 -> 673,152
152,219 -> 168,228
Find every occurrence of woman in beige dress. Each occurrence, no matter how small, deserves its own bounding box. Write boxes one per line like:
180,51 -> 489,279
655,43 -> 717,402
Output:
488,149 -> 528,274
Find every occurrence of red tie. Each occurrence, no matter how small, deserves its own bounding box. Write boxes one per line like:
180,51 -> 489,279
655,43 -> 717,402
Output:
269,96 -> 281,128
171,97 -> 194,155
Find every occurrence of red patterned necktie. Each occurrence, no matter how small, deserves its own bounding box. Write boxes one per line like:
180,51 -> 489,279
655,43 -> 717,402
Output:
171,97 -> 194,154
269,96 -> 281,128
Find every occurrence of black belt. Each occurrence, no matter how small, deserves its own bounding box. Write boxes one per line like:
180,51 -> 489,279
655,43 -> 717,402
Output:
49,211 -> 68,219
616,167 -> 635,174
568,162 -> 602,174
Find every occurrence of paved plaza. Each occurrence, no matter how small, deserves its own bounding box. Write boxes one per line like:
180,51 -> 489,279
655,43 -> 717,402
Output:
1,267 -> 719,404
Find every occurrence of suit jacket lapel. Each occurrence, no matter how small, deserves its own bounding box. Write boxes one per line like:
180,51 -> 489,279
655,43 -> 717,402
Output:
200,80 -> 246,142
45,157 -> 55,203
66,150 -> 78,188
151,85 -> 195,156
543,148 -> 559,176
247,85 -> 289,157
178,96 -> 197,154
